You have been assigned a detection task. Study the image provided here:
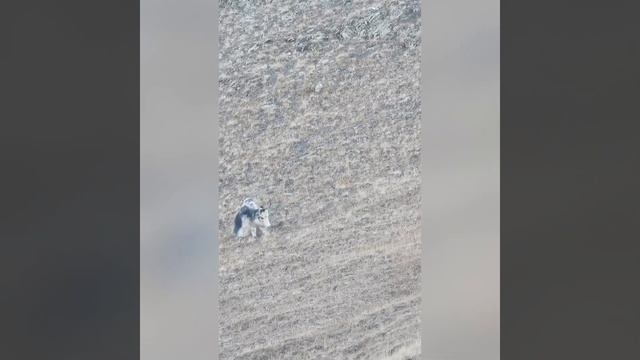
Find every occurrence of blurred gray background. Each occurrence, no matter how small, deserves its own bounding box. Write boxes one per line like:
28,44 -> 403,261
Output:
421,0 -> 500,359
141,0 -> 499,359
141,1 -> 218,360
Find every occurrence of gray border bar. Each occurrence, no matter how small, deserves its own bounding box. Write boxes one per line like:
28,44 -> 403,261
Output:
421,0 -> 500,358
141,0 -> 218,359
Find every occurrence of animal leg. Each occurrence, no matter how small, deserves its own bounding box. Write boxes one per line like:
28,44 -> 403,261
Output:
236,224 -> 247,237
236,217 -> 252,238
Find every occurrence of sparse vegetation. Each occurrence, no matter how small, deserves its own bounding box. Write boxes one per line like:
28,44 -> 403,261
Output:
219,0 -> 421,358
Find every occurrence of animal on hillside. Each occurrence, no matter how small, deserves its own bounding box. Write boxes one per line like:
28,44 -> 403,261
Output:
233,198 -> 271,238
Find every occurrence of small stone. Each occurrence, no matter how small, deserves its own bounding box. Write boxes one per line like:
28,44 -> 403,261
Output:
284,179 -> 294,192
292,140 -> 308,156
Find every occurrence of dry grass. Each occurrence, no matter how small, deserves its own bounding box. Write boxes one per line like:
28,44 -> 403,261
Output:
219,0 -> 421,358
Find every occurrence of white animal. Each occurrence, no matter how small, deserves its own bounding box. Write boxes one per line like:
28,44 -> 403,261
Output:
241,198 -> 259,210
233,198 -> 271,238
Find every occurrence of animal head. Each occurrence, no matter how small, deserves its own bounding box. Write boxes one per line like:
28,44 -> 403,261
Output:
254,207 -> 271,228
242,198 -> 259,209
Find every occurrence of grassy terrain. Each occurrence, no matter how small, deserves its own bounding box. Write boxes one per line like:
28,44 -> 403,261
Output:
219,0 -> 421,358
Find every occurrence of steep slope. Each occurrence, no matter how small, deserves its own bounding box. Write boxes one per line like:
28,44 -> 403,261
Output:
219,1 -> 421,358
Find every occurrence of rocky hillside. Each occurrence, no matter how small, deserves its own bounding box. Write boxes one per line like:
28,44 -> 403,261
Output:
219,0 -> 421,358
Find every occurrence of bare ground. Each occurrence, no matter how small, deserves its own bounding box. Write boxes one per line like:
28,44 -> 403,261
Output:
219,0 -> 421,358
